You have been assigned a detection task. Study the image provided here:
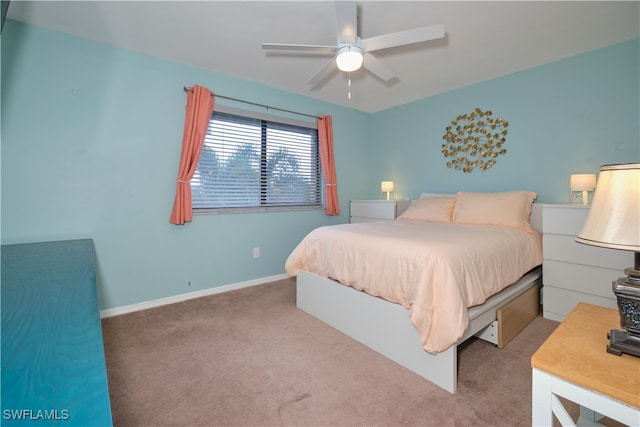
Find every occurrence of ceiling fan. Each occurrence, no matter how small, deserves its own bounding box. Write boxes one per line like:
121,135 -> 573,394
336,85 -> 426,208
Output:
262,1 -> 445,86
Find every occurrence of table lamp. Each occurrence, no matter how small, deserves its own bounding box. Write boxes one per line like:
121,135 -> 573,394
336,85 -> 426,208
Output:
381,181 -> 394,200
570,173 -> 597,205
575,163 -> 640,357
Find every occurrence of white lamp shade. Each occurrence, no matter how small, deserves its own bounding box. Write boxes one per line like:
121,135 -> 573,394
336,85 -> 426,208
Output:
381,181 -> 394,193
576,163 -> 640,251
570,173 -> 597,191
336,45 -> 363,72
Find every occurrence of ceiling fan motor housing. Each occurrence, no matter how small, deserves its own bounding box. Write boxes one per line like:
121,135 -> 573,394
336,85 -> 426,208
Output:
336,45 -> 364,72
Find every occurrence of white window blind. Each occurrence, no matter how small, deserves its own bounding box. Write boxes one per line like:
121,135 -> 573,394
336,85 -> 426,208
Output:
191,110 -> 321,211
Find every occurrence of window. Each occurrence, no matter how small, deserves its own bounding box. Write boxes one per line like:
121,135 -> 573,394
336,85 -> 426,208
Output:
191,109 -> 322,212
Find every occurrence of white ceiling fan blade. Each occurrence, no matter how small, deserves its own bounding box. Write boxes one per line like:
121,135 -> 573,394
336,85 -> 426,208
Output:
360,24 -> 445,52
262,43 -> 336,54
362,53 -> 396,82
335,0 -> 357,45
306,57 -> 338,86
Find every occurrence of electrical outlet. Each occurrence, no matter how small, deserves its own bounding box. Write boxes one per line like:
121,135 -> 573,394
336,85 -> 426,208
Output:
253,247 -> 261,258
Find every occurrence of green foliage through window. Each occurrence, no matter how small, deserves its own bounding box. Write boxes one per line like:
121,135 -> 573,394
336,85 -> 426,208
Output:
192,111 -> 321,210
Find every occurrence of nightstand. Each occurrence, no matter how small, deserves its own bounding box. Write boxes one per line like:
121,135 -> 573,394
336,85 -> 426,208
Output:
531,302 -> 639,426
541,204 -> 633,321
350,199 -> 411,223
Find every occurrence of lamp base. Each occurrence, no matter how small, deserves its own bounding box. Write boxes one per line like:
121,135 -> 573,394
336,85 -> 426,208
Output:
609,269 -> 640,358
607,329 -> 640,357
613,275 -> 640,333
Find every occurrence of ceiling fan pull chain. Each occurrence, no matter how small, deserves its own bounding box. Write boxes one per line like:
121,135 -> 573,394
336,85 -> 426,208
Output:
348,73 -> 352,99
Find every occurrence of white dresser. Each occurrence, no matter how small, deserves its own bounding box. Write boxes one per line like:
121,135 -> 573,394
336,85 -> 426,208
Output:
350,199 -> 411,223
541,204 -> 632,321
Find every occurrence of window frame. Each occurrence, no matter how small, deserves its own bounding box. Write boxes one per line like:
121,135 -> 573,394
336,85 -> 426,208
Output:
192,105 -> 324,215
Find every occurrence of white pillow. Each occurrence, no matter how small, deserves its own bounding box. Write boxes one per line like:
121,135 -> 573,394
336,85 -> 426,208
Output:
398,196 -> 457,223
452,191 -> 537,233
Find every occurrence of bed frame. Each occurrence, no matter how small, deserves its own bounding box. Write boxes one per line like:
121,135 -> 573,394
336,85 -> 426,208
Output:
295,203 -> 543,394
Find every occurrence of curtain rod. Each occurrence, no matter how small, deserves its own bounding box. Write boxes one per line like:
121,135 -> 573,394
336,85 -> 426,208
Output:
183,86 -> 320,120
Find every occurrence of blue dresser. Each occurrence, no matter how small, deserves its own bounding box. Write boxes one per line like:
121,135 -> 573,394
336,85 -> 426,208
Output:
1,239 -> 113,426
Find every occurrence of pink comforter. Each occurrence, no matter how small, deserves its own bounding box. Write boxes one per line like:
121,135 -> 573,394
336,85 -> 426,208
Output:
285,219 -> 542,353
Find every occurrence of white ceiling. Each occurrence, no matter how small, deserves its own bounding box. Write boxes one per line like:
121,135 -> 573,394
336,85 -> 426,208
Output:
6,1 -> 640,113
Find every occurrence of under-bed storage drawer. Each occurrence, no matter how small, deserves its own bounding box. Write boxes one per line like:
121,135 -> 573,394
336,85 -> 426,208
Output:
474,277 -> 541,349
497,282 -> 540,348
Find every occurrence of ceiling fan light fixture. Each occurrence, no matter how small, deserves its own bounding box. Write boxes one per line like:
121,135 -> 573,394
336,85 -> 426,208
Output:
336,45 -> 363,72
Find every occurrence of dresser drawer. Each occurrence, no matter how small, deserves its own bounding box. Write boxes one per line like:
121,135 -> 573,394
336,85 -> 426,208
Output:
542,286 -> 617,321
351,201 -> 396,219
350,200 -> 410,223
540,203 -> 630,321
543,234 -> 632,270
543,259 -> 624,298
542,205 -> 589,236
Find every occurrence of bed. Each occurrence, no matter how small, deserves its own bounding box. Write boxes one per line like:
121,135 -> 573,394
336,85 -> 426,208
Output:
286,191 -> 543,393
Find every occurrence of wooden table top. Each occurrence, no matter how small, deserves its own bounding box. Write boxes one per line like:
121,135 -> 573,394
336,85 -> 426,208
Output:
532,302 -> 640,409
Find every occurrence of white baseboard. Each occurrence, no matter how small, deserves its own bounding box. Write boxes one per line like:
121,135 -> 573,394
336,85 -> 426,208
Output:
100,273 -> 290,318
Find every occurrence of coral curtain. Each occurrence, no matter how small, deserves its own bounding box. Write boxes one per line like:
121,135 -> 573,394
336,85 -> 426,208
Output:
169,85 -> 215,225
318,115 -> 340,215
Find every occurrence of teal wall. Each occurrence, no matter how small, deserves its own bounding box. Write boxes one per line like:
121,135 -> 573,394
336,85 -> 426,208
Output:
367,38 -> 639,202
2,20 -> 638,310
1,21 -> 368,309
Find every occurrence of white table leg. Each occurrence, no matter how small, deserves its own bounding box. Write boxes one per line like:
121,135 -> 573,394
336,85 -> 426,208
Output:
532,368 -> 554,427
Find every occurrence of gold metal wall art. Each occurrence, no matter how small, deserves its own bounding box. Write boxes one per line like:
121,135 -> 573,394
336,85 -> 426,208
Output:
441,108 -> 508,173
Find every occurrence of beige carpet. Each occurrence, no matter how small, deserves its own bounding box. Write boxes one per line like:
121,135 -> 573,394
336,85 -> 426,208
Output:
102,277 -> 566,426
